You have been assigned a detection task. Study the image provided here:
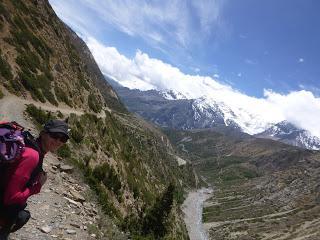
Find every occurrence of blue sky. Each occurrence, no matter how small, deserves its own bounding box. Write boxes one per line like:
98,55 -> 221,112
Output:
49,0 -> 320,98
49,0 -> 320,137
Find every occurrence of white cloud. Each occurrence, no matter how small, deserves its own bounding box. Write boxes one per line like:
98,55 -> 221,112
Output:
191,0 -> 224,35
264,90 -> 320,137
86,37 -> 320,137
50,0 -> 225,50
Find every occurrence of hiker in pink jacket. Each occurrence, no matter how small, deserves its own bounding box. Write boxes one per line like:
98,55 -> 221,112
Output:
0,120 -> 69,240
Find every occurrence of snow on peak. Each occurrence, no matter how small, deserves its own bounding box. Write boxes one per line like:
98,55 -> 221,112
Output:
161,90 -> 188,100
191,97 -> 276,135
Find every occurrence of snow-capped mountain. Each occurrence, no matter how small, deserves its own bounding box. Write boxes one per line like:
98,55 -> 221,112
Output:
255,121 -> 320,150
106,76 -> 320,150
160,90 -> 187,100
159,89 -> 275,135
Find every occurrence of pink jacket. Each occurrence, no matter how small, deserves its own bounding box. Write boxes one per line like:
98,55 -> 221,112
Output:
2,147 -> 43,206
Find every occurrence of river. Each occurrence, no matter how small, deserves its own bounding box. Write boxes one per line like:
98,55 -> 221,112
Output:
182,188 -> 213,240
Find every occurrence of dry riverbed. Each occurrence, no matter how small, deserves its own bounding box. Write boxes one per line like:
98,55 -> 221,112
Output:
182,188 -> 213,240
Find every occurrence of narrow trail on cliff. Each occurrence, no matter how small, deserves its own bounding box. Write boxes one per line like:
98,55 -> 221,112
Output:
0,94 -> 124,240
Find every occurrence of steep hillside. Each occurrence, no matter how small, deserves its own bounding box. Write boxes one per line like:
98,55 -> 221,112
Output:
0,0 -> 193,239
164,128 -> 320,239
0,0 -> 124,112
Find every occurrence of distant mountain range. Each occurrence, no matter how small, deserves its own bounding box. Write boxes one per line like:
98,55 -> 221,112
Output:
255,121 -> 320,150
107,76 -> 320,150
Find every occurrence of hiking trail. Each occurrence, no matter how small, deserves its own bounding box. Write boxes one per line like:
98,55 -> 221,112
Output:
0,94 -> 121,240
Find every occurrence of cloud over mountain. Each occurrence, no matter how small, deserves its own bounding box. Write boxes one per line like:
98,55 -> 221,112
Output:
86,37 -> 320,138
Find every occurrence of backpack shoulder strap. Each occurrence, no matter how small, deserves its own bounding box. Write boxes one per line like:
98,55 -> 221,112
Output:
0,121 -> 24,131
22,131 -> 44,187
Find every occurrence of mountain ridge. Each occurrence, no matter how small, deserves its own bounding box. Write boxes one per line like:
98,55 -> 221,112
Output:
108,79 -> 320,150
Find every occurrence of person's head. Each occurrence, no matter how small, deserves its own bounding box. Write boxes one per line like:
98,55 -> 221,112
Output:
40,119 -> 69,153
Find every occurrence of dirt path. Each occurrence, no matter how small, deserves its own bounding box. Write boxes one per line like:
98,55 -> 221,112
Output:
0,94 -> 105,125
0,94 -> 85,134
0,94 -> 123,240
182,188 -> 213,240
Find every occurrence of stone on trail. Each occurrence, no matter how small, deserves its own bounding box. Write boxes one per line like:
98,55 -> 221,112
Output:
70,223 -> 81,228
64,196 -> 82,207
40,225 -> 53,233
60,164 -> 74,173
66,229 -> 77,234
70,190 -> 86,203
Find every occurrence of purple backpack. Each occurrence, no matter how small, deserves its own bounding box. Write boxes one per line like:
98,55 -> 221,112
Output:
0,121 -> 25,164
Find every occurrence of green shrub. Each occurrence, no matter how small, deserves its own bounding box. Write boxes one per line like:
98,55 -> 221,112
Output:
0,52 -> 13,80
6,79 -> 23,94
142,184 -> 175,238
11,27 -> 52,60
103,168 -> 122,196
16,50 -> 40,73
77,162 -> 121,219
32,88 -> 46,102
11,30 -> 30,50
36,74 -> 58,105
13,15 -> 28,31
43,66 -> 53,81
57,111 -> 64,118
87,224 -> 102,239
70,127 -> 84,143
57,144 -> 71,158
29,34 -> 52,60
88,93 -> 102,113
43,88 -> 57,105
0,2 -> 6,15
18,70 -> 47,102
0,2 -> 9,21
31,15 -> 42,29
93,163 -> 122,197
3,37 -> 15,47
54,84 -> 72,106
0,88 -> 4,99
24,17 -> 34,30
78,73 -> 90,90
25,104 -> 53,125
11,0 -> 28,14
